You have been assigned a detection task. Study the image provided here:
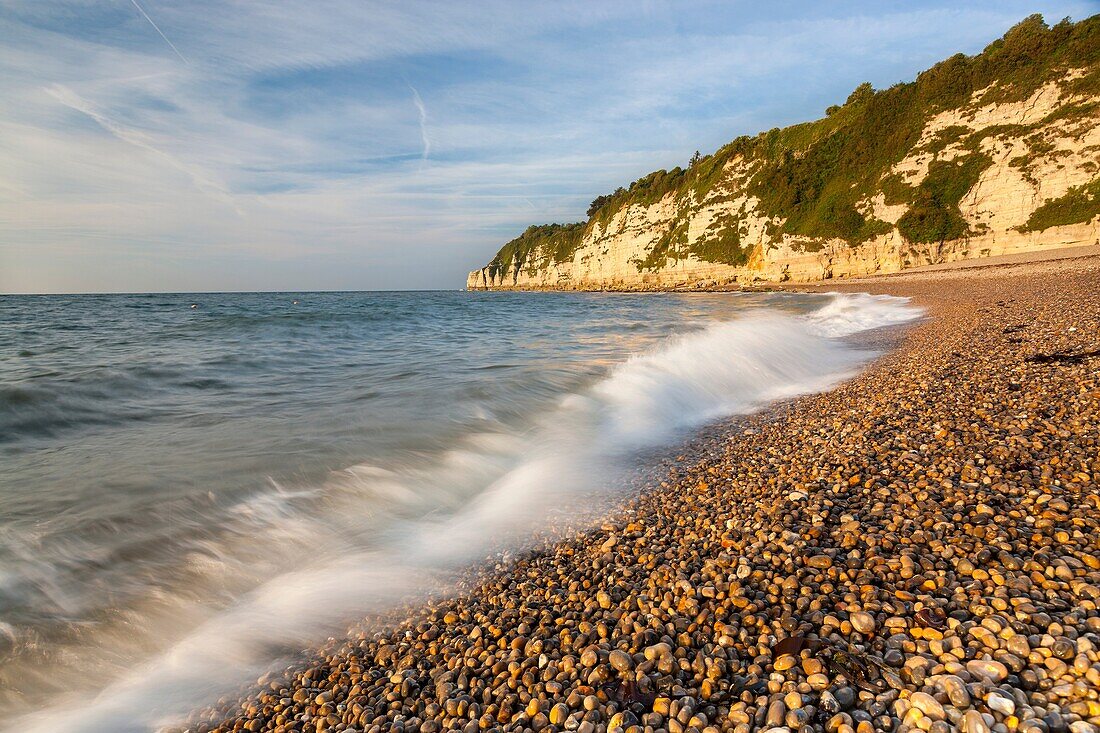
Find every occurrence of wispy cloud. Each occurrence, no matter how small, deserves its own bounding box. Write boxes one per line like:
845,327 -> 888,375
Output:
409,85 -> 431,163
44,84 -> 240,214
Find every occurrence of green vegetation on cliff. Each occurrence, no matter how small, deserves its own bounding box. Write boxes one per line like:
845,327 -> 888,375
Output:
479,15 -> 1099,275
487,223 -> 587,278
896,153 -> 992,244
1020,177 -> 1100,232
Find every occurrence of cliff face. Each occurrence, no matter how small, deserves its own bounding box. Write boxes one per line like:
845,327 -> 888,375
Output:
467,16 -> 1100,291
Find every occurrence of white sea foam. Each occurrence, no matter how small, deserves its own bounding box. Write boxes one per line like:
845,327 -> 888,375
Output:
8,293 -> 920,733
804,291 -> 922,337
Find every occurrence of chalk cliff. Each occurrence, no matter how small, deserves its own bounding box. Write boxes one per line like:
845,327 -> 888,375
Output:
467,16 -> 1100,290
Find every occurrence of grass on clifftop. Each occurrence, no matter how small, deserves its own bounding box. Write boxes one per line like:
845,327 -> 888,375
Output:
482,15 -> 1099,273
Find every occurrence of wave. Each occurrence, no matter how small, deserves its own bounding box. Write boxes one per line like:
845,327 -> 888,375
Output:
5,292 -> 921,733
804,291 -> 923,337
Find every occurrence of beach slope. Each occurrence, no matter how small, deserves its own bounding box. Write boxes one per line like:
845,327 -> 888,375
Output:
194,254 -> 1099,733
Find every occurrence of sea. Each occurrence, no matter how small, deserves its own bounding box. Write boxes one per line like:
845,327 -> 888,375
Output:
0,290 -> 920,732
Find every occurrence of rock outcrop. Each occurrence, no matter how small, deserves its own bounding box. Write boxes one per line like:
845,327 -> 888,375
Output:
467,16 -> 1100,291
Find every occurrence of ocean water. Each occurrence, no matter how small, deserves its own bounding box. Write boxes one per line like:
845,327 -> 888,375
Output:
0,290 -> 919,732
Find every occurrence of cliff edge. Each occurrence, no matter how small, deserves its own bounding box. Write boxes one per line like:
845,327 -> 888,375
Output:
467,15 -> 1100,291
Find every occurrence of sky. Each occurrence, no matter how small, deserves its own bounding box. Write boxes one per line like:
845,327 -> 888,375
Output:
0,1 -> 1095,293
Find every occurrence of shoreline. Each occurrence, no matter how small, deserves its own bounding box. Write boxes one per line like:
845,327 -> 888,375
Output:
189,255 -> 1099,733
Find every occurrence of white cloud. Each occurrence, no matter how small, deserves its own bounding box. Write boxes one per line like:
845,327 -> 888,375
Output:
409,85 -> 431,163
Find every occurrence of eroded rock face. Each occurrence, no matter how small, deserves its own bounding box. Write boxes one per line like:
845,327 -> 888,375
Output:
467,77 -> 1100,291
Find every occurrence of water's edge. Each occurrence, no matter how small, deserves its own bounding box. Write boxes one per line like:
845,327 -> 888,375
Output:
0,292 -> 921,733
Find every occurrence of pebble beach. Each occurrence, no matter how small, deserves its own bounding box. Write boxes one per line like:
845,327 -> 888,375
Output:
187,254 -> 1100,733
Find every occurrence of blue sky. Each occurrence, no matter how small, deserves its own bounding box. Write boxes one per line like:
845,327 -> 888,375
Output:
0,1 -> 1095,293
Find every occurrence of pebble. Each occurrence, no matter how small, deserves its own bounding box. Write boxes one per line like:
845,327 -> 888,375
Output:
939,675 -> 971,708
986,692 -> 1015,716
850,612 -> 876,635
549,702 -> 568,725
964,710 -> 992,733
774,654 -> 798,671
767,699 -> 788,727
608,649 -> 633,672
967,660 -> 1009,683
910,692 -> 945,720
